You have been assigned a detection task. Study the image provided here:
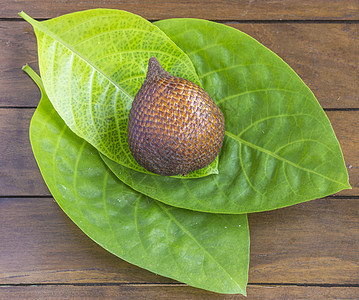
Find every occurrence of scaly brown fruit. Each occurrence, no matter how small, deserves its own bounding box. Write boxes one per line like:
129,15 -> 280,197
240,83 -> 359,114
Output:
127,57 -> 225,176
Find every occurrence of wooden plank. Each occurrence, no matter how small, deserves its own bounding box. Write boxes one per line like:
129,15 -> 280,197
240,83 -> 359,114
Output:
326,111 -> 359,196
249,198 -> 359,284
1,197 -> 358,285
0,22 -> 40,108
0,109 -> 48,196
1,0 -> 359,20
1,285 -> 358,299
0,197 -> 174,284
0,109 -> 356,196
1,22 -> 358,109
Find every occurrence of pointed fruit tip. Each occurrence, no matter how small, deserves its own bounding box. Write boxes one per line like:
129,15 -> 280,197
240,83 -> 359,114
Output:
149,56 -> 159,65
146,56 -> 167,80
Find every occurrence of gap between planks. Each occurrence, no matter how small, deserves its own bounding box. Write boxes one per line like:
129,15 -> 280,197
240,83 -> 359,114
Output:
1,283 -> 359,287
1,18 -> 359,23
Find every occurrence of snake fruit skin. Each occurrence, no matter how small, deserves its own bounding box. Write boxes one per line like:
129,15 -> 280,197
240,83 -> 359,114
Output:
127,57 -> 225,176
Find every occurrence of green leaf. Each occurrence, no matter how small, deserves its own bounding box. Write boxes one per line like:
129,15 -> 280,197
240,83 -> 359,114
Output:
101,19 -> 350,214
24,65 -> 249,295
20,10 -> 217,178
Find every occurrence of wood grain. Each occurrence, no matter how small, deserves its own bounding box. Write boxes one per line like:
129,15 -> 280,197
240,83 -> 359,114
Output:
0,109 -> 356,196
1,197 -> 358,285
2,0 -> 359,20
326,111 -> 359,195
0,197 -> 172,284
0,109 -> 48,196
1,285 -> 359,299
249,199 -> 359,284
0,22 -> 40,108
0,22 -> 358,109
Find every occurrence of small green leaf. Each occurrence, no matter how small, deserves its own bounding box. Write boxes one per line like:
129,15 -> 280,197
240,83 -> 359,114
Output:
25,65 -> 249,295
20,10 -> 217,178
102,19 -> 350,214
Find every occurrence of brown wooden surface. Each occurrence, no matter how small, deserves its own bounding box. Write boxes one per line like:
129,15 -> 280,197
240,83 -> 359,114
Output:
1,285 -> 359,299
1,0 -> 358,299
2,0 -> 359,20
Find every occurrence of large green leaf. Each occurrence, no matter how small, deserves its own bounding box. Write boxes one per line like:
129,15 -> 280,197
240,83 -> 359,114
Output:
102,18 -> 350,214
20,10 -> 217,178
25,65 -> 249,295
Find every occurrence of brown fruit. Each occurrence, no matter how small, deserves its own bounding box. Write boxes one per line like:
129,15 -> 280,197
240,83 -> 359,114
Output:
127,57 -> 225,176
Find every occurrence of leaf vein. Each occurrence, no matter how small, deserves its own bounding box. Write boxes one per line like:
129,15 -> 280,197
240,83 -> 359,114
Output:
72,28 -> 164,48
226,130 -> 347,187
199,62 -> 287,79
238,143 -> 266,200
217,88 -> 304,105
72,140 -> 87,200
155,201 -> 242,291
237,113 -> 326,138
91,49 -> 188,66
134,194 -> 147,252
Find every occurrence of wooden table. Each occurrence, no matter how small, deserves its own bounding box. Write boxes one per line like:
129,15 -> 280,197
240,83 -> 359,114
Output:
1,1 -> 358,299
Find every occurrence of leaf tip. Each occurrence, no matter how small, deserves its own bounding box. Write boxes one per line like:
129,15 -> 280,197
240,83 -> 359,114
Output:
22,63 -> 29,71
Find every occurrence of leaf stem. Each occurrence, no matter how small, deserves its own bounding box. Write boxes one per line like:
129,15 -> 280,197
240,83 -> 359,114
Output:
18,11 -> 39,26
22,64 -> 44,91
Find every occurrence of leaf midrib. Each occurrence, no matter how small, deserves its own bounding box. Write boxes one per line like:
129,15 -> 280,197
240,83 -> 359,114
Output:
19,12 -> 133,102
225,131 -> 347,187
156,201 -> 243,293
